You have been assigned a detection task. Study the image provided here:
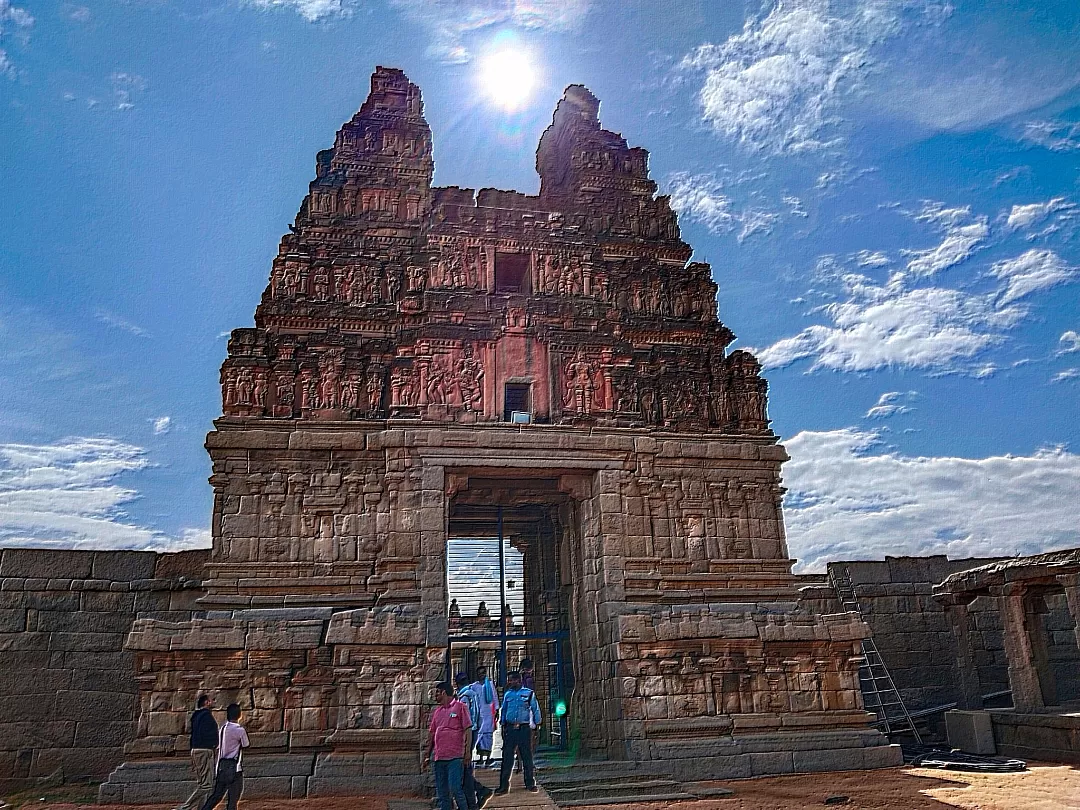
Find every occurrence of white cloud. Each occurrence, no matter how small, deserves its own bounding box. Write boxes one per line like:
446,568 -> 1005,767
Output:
989,249 -> 1076,306
151,416 -> 171,435
1051,368 -> 1080,383
0,0 -> 33,79
1020,120 -> 1080,152
1058,331 -> 1080,355
67,5 -> 90,22
243,0 -> 346,22
758,273 -> 1024,374
0,438 -> 208,551
387,0 -> 590,63
111,72 -> 146,111
680,0 -> 951,154
900,203 -> 990,277
782,428 -> 1080,571
667,171 -> 781,242
854,250 -> 890,268
913,201 -> 972,229
783,195 -> 808,218
96,310 -> 149,337
1005,198 -> 1072,231
864,390 -> 916,419
904,221 -> 989,277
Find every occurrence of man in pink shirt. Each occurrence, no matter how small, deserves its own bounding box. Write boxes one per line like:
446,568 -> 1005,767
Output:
423,681 -> 472,810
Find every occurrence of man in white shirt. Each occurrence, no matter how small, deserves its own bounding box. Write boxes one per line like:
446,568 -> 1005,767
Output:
470,667 -> 497,767
199,703 -> 249,810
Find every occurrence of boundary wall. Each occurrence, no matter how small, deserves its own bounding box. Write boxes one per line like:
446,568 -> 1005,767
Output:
0,548 -> 208,793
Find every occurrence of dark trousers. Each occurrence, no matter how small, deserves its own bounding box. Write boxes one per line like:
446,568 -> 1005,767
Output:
433,758 -> 468,810
199,768 -> 243,810
498,725 -> 535,790
463,759 -> 491,809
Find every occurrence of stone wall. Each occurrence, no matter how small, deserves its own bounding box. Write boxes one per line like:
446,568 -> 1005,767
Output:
1041,592 -> 1080,705
0,548 -> 207,793
798,556 -> 1007,714
799,555 -> 1080,717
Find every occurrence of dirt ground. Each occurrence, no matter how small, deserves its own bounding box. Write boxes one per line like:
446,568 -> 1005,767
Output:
585,764 -> 1080,810
7,764 -> 1080,809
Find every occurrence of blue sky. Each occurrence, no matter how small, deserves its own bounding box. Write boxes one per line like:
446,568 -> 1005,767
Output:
1,0 -> 1078,570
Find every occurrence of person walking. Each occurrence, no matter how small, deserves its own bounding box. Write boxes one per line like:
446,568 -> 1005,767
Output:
455,672 -> 492,809
423,681 -> 471,810
199,703 -> 249,810
493,670 -> 541,796
470,667 -> 497,768
519,658 -> 535,691
175,695 -> 218,810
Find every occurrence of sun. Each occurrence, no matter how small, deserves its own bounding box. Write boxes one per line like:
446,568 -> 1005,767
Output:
480,48 -> 536,112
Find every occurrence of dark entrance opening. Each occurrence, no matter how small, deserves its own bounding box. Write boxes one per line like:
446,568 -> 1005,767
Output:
446,478 -> 575,750
503,383 -> 531,422
495,252 -> 530,293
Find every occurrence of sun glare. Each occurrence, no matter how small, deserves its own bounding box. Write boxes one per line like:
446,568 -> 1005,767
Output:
480,49 -> 536,111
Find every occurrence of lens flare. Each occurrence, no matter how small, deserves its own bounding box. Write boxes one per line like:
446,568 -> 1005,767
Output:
480,48 -> 536,111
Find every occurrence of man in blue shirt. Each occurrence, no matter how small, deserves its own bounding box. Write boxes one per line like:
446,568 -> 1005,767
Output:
493,670 -> 541,795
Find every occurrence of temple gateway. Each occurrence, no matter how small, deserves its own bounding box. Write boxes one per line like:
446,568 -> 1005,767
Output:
103,68 -> 899,801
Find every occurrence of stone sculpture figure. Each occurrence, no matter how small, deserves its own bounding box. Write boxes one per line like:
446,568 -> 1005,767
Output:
455,346 -> 484,412
235,367 -> 254,405
424,357 -> 450,405
365,367 -> 384,413
253,371 -> 268,409
407,265 -> 426,293
299,369 -> 317,410
312,267 -> 330,301
386,269 -> 401,303
341,373 -> 361,410
391,365 -> 418,407
564,352 -> 599,415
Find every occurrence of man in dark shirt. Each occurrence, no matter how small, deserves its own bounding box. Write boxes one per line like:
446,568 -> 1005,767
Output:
175,695 -> 218,810
519,658 -> 535,690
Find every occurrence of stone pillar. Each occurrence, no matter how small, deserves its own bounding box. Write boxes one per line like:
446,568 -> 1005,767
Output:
995,583 -> 1045,711
1023,590 -> 1056,707
941,595 -> 983,710
1059,573 -> 1080,653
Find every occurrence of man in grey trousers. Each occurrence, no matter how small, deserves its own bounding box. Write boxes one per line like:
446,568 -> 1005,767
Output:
175,695 -> 218,810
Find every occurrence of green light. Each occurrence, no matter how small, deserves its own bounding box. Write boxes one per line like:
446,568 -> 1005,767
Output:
554,700 -> 567,717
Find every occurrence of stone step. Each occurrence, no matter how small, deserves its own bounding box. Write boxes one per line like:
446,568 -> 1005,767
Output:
555,793 -> 696,807
546,778 -> 689,801
691,785 -> 736,798
538,769 -> 679,787
537,760 -> 675,779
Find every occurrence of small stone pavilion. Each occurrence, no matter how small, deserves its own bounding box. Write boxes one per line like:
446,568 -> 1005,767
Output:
101,68 -> 897,802
936,548 -> 1080,762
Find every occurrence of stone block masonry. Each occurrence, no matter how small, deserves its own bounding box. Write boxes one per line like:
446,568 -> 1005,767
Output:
799,556 -> 1009,721
800,554 -> 1080,730
92,65 -> 901,800
0,548 -> 207,793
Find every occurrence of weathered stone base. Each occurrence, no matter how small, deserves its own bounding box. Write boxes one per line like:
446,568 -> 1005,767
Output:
946,709 -> 996,755
647,728 -> 901,781
98,753 -> 427,804
990,709 -> 1080,764
100,730 -> 900,805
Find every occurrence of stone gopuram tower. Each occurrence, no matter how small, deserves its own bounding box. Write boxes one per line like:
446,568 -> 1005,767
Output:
103,68 -> 898,802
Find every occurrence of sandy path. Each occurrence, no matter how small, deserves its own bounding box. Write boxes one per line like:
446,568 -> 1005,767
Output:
11,764 -> 1080,810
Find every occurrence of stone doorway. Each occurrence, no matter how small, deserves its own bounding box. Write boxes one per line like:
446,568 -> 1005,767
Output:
446,477 -> 581,750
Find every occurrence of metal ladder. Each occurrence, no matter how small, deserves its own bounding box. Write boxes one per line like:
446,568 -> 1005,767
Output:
829,565 -> 922,743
